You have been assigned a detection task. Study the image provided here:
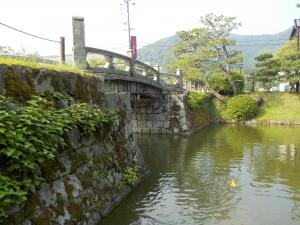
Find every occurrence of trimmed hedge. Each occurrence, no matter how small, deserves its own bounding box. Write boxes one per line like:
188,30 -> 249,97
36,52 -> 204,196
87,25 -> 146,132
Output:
226,95 -> 258,120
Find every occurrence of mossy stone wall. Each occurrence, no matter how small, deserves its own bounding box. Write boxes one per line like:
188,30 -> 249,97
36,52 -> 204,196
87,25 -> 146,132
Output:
0,64 -> 147,225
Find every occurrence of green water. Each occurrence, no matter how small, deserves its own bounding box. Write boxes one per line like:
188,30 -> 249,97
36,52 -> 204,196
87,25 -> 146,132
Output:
99,125 -> 300,225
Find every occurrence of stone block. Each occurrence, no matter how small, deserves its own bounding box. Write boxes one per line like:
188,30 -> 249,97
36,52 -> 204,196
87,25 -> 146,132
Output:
52,180 -> 68,201
38,182 -> 54,207
151,128 -> 162,133
179,109 -> 186,118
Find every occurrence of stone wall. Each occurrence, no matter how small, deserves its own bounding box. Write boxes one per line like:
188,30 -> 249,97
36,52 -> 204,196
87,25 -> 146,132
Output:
0,64 -> 147,225
132,94 -> 191,134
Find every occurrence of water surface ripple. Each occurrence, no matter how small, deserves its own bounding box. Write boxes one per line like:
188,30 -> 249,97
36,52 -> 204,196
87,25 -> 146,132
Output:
99,125 -> 300,225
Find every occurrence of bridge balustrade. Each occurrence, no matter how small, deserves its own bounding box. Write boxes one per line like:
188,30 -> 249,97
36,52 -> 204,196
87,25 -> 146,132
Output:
85,47 -> 183,89
72,17 -> 183,91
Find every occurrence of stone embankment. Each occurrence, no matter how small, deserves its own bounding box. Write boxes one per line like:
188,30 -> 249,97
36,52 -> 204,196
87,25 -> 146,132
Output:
0,63 -> 207,225
0,64 -> 147,225
132,94 -> 190,134
227,119 -> 300,126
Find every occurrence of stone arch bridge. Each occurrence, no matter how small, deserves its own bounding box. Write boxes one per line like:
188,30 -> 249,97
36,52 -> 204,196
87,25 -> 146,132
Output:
72,17 -> 190,134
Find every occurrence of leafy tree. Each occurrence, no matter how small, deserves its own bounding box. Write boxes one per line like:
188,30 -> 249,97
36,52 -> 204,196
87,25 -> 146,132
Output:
209,72 -> 244,95
254,52 -> 280,90
275,39 -> 300,92
254,40 -> 300,93
169,14 -> 243,101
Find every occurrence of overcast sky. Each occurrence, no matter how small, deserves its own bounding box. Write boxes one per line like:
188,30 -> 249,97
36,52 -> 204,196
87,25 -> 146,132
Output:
0,0 -> 299,56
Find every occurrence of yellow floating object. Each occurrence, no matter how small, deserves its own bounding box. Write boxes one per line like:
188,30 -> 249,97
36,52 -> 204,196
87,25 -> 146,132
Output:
230,179 -> 237,188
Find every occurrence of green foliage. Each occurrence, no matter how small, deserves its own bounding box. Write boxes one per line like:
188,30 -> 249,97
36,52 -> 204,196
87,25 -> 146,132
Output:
166,54 -> 204,82
0,57 -> 94,77
87,57 -> 106,67
209,72 -> 244,95
66,103 -> 118,135
0,95 -> 118,219
187,91 -> 209,109
138,28 -> 292,72
122,165 -> 140,187
168,13 -> 243,99
226,95 -> 258,120
275,39 -> 300,84
254,39 -> 300,91
254,52 -> 280,89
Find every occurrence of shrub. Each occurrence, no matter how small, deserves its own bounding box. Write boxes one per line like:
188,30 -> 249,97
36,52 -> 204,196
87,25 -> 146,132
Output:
122,165 -> 140,187
187,91 -> 209,109
209,72 -> 244,95
226,95 -> 258,120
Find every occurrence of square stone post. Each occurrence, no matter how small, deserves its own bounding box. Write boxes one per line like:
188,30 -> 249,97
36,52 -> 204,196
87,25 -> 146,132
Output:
72,17 -> 87,68
154,65 -> 161,83
176,69 -> 184,89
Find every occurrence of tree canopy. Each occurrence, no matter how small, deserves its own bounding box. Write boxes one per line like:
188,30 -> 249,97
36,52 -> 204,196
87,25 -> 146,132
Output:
168,14 -> 243,101
254,39 -> 300,92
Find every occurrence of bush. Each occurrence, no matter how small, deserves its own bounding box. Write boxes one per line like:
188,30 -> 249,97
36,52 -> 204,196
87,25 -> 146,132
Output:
187,91 -> 209,109
209,72 -> 244,95
226,95 -> 258,120
122,165 -> 140,187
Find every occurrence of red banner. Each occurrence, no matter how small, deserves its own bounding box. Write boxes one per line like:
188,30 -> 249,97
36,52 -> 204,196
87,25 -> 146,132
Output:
130,36 -> 137,59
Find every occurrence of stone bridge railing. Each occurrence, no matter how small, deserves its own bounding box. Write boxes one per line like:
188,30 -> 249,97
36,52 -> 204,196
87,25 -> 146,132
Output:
85,47 -> 183,89
72,17 -> 183,91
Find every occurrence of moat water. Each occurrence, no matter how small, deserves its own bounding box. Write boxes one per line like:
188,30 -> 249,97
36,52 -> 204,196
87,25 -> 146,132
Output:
99,125 -> 300,225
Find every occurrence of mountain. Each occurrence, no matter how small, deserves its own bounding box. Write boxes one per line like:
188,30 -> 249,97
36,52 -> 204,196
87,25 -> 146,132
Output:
137,28 -> 293,71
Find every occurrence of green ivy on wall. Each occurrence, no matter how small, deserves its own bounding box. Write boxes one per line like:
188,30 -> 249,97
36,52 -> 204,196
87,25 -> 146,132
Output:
0,95 -> 118,219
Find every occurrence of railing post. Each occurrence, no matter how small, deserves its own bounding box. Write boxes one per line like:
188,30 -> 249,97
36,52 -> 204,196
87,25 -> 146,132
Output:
176,69 -> 184,89
127,50 -> 135,76
72,17 -> 87,68
154,65 -> 161,83
59,36 -> 65,64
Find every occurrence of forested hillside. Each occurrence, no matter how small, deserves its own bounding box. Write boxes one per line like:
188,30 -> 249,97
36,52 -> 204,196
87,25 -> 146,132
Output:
137,28 -> 292,71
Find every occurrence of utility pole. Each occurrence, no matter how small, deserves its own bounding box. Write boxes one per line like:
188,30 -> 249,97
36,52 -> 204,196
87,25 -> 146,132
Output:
122,0 -> 135,50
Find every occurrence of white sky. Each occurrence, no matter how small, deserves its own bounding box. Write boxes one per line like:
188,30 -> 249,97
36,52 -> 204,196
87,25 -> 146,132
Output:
0,0 -> 299,56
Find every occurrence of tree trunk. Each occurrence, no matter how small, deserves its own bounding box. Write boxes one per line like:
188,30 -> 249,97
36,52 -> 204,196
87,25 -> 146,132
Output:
222,44 -> 238,96
289,82 -> 294,94
296,81 -> 299,93
205,79 -> 228,102
209,88 -> 228,102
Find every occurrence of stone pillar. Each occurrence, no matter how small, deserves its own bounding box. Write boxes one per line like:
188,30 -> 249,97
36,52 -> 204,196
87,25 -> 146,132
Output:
72,17 -> 87,68
126,49 -> 135,76
176,69 -> 184,89
154,65 -> 161,83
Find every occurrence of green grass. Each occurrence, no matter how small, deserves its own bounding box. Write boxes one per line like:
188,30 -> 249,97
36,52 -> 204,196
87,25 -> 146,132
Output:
250,92 -> 300,120
0,57 -> 94,76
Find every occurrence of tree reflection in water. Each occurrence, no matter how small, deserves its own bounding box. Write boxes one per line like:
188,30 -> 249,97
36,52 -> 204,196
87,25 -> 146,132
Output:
99,125 -> 300,225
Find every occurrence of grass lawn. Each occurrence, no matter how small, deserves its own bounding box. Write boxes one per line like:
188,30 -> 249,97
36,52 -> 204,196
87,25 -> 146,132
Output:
0,57 -> 94,76
251,92 -> 300,120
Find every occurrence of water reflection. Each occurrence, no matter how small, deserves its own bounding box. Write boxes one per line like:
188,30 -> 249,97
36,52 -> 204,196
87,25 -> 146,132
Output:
99,125 -> 300,225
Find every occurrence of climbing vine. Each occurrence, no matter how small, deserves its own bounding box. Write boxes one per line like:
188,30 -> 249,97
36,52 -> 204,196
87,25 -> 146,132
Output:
0,95 -> 118,219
